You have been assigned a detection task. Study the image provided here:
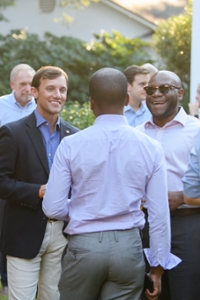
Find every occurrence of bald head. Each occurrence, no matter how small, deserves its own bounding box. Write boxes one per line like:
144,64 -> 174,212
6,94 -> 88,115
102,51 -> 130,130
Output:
149,70 -> 182,87
141,63 -> 158,78
89,68 -> 128,110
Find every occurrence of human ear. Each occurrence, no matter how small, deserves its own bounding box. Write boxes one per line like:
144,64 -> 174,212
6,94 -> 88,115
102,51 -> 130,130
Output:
178,88 -> 184,102
31,87 -> 38,100
125,92 -> 130,106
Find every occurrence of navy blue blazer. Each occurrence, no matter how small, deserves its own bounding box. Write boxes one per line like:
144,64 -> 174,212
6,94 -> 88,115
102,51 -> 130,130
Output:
0,112 -> 79,258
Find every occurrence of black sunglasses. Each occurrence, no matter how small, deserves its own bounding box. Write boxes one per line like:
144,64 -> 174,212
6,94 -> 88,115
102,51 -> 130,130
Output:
144,84 -> 180,96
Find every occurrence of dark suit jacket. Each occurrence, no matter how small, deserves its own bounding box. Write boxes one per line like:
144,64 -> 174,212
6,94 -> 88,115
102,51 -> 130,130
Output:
0,112 -> 78,259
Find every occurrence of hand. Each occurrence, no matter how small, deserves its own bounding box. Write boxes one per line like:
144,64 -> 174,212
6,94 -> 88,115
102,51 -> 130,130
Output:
145,273 -> 161,300
38,184 -> 46,199
168,191 -> 184,211
145,266 -> 163,300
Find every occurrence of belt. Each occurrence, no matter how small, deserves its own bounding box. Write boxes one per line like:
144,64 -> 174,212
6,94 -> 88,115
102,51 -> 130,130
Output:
170,207 -> 200,217
47,218 -> 58,223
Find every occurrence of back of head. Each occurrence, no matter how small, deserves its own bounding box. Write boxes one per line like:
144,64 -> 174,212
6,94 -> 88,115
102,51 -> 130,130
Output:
89,67 -> 127,109
32,66 -> 68,89
141,63 -> 158,78
10,63 -> 35,82
123,65 -> 149,84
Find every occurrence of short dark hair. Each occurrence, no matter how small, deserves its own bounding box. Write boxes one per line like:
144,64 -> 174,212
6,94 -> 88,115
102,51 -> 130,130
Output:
32,66 -> 68,89
89,67 -> 127,108
123,65 -> 149,85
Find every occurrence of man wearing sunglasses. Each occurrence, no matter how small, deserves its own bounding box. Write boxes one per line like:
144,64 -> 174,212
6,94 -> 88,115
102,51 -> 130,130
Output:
137,70 -> 200,300
123,65 -> 151,127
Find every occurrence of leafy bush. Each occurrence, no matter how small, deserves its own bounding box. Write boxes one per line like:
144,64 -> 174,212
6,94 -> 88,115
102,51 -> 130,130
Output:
0,29 -> 152,101
60,101 -> 95,129
0,29 -> 153,127
153,0 -> 192,111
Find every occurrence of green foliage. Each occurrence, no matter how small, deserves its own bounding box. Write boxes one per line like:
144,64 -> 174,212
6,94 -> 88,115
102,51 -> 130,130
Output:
153,0 -> 192,111
60,101 -> 95,129
87,30 -> 151,71
0,29 -> 152,100
0,29 -> 152,128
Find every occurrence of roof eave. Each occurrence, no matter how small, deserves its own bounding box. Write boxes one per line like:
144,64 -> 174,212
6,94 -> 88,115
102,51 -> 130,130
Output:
100,0 -> 157,31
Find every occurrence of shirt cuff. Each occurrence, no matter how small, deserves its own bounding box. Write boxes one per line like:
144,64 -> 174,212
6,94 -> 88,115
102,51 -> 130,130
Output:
143,248 -> 182,270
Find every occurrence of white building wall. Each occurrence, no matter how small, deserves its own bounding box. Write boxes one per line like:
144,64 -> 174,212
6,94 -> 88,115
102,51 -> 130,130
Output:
0,0 -> 153,42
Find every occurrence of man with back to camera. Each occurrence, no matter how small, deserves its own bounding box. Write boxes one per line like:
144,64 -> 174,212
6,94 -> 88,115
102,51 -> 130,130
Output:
43,67 -> 180,300
137,70 -> 200,300
0,63 -> 36,295
123,65 -> 151,127
0,65 -> 79,300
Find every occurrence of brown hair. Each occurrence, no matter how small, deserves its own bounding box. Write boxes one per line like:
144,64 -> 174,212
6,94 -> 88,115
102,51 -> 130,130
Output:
32,66 -> 68,89
123,65 -> 149,85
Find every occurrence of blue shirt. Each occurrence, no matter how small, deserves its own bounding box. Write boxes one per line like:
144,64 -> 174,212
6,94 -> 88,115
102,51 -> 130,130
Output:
0,91 -> 36,126
124,103 -> 151,127
183,129 -> 200,198
34,109 -> 60,170
43,114 -> 181,269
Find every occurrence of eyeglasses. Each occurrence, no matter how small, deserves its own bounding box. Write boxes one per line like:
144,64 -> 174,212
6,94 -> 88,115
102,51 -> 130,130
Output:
144,84 -> 180,96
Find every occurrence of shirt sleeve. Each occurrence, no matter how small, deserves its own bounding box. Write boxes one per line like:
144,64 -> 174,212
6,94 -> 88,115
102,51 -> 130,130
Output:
182,142 -> 200,198
42,138 -> 71,220
144,145 -> 181,269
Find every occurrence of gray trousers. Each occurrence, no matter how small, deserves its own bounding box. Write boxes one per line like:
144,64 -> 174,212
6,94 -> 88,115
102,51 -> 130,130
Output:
59,228 -> 145,300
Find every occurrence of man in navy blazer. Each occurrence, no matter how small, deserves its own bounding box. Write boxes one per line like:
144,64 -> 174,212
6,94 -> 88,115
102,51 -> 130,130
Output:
0,66 -> 79,300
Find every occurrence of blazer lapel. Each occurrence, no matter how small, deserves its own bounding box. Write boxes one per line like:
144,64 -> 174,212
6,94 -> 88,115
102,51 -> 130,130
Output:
60,120 -> 73,140
25,113 -> 49,175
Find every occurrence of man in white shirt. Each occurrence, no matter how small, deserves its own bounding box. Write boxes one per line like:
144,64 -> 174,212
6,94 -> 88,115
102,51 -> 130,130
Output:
43,67 -> 180,300
137,70 -> 200,300
123,65 -> 151,127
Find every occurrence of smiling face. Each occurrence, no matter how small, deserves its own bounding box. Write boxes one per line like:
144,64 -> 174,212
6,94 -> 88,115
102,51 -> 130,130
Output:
31,75 -> 67,122
145,71 -> 184,127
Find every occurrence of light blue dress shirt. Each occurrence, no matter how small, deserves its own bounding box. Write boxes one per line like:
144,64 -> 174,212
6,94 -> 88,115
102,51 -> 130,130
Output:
124,103 -> 151,127
0,91 -> 36,126
183,129 -> 200,198
43,114 -> 181,269
34,109 -> 60,170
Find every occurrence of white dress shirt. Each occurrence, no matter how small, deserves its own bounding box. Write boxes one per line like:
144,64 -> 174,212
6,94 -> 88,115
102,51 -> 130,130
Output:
137,107 -> 200,208
43,114 -> 181,269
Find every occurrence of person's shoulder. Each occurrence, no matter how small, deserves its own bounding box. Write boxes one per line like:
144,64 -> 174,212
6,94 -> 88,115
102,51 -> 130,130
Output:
2,112 -> 34,131
0,93 -> 12,104
184,114 -> 200,132
135,122 -> 146,131
132,125 -> 161,148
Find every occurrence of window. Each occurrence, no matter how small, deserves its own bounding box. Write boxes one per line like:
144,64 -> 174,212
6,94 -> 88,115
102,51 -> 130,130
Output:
39,0 -> 56,13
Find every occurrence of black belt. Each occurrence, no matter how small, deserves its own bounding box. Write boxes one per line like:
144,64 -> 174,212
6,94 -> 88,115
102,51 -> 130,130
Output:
170,208 -> 200,217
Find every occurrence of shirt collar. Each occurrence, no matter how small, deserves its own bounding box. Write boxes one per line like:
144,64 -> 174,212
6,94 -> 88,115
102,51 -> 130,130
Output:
143,107 -> 187,129
95,114 -> 129,125
34,108 -> 61,128
124,103 -> 145,113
